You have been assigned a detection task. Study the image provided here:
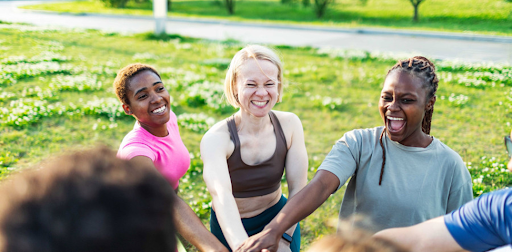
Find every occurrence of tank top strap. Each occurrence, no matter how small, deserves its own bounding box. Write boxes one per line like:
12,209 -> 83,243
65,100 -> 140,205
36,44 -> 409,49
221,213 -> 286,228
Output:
269,111 -> 287,148
226,115 -> 242,160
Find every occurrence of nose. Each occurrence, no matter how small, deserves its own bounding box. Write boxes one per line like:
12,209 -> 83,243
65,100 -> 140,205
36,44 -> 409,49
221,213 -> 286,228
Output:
255,86 -> 267,96
387,99 -> 400,111
150,92 -> 163,104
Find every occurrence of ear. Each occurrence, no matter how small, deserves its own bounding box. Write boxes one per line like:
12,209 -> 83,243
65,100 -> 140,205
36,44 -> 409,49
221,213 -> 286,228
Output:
122,104 -> 133,115
425,95 -> 436,111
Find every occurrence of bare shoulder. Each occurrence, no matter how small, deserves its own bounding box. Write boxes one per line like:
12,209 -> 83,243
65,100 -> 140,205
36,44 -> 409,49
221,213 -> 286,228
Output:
202,120 -> 230,144
272,110 -> 302,127
272,110 -> 303,132
201,119 -> 234,157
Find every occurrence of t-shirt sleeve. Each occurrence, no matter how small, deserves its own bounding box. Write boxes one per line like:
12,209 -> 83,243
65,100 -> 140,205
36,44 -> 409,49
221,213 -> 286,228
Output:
444,189 -> 512,251
444,149 -> 473,213
317,131 -> 360,192
117,142 -> 157,161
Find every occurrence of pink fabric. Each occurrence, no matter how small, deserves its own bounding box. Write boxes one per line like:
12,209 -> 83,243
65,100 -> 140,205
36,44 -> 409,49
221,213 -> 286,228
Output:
117,111 -> 190,189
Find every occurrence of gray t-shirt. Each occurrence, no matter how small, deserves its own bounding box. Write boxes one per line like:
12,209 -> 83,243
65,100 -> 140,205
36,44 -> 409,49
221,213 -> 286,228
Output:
318,126 -> 473,231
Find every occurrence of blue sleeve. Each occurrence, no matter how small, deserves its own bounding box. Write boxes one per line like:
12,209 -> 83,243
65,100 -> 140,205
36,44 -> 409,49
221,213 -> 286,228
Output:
444,188 -> 512,252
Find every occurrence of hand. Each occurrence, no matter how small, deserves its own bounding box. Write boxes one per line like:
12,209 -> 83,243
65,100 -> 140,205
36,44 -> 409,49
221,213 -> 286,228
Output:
235,229 -> 280,252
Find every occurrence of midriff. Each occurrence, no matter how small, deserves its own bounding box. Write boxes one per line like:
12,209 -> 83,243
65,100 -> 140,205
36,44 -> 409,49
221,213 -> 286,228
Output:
213,188 -> 282,218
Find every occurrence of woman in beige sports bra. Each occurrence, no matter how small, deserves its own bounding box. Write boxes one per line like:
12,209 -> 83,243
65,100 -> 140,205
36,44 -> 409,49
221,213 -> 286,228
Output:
201,45 -> 308,252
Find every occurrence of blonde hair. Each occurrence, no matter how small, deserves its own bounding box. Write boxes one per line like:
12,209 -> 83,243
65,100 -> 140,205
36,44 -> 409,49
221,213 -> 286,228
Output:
224,45 -> 284,108
307,219 -> 408,252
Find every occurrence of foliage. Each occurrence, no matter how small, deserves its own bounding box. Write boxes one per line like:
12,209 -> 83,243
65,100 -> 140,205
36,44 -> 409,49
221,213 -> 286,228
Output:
0,24 -> 511,250
98,0 -> 130,8
20,0 -> 512,35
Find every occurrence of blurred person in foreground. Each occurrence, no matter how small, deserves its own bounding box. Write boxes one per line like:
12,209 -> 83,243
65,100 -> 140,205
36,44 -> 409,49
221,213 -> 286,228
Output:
114,63 -> 227,252
0,146 -> 176,252
308,220 -> 408,252
374,133 -> 512,252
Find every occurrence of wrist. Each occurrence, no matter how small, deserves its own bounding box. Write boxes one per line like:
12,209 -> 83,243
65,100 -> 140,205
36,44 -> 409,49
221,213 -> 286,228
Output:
263,222 -> 284,240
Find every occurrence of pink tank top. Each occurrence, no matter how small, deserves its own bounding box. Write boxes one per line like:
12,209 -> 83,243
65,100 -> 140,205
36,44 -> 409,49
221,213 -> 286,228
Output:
117,111 -> 190,190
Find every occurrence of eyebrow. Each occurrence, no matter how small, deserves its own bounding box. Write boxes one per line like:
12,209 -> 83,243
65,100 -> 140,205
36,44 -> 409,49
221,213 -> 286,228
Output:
133,81 -> 163,96
381,90 -> 417,97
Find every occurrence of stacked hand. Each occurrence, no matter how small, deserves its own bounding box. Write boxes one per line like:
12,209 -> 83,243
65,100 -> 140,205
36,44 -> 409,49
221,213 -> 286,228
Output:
235,229 -> 285,252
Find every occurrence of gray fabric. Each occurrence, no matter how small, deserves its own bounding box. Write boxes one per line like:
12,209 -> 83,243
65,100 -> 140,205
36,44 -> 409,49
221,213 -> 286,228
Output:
318,126 -> 473,232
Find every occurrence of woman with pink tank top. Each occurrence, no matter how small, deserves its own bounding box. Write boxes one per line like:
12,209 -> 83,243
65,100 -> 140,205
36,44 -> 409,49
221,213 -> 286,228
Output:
113,63 -> 227,252
201,45 -> 308,252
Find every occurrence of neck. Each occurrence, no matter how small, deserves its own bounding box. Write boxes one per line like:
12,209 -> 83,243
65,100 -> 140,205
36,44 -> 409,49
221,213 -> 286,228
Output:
139,121 -> 168,137
235,110 -> 271,135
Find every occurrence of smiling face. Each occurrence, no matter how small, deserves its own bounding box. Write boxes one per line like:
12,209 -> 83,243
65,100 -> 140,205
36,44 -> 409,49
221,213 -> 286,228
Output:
122,70 -> 170,137
236,58 -> 279,118
379,70 -> 435,147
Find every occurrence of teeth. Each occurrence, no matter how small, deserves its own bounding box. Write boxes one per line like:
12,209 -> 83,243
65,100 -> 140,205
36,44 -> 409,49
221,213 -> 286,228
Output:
387,116 -> 404,121
252,101 -> 267,107
152,105 -> 165,114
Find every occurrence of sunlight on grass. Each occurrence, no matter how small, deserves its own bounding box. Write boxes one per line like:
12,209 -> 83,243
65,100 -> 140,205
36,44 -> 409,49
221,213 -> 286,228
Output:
0,24 -> 511,250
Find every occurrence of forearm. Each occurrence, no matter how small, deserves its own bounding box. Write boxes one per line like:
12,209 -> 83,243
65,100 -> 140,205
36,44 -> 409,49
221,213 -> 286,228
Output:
264,174 -> 335,238
173,196 -> 228,252
211,195 -> 249,249
374,217 -> 466,252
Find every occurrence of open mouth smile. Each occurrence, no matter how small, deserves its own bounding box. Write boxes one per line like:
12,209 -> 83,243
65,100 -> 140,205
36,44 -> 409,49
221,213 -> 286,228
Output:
151,105 -> 166,114
387,116 -> 406,132
251,101 -> 269,107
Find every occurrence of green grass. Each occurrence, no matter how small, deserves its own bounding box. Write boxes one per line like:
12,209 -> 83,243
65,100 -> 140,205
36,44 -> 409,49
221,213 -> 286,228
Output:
1,24 -> 511,250
21,0 -> 512,35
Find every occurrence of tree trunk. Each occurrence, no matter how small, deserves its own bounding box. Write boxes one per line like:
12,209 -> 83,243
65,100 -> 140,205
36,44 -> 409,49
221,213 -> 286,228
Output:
413,4 -> 419,22
409,0 -> 423,22
314,0 -> 330,18
225,0 -> 234,14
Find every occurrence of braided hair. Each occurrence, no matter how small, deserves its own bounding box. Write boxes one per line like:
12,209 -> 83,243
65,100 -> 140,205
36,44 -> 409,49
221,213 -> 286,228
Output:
378,56 -> 439,185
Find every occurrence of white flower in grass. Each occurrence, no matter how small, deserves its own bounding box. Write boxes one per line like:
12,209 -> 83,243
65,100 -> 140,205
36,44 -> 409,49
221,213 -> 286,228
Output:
177,113 -> 216,133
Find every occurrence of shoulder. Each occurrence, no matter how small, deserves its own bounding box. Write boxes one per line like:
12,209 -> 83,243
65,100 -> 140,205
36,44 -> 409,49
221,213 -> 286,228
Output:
336,126 -> 383,145
432,139 -> 466,167
201,118 -> 232,153
119,127 -> 150,148
271,110 -> 302,126
118,137 -> 155,160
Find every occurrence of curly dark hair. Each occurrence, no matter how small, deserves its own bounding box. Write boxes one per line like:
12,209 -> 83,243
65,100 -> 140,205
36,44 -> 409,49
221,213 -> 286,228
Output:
113,63 -> 161,105
0,146 -> 176,252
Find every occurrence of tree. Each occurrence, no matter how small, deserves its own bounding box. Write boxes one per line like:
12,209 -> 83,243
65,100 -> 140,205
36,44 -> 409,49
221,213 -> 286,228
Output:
409,0 -> 425,22
313,0 -> 332,18
98,0 -> 130,8
225,0 -> 235,14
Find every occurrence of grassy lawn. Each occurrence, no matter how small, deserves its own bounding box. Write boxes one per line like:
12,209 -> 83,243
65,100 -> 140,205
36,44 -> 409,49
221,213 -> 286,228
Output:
21,0 -> 512,36
1,23 -> 511,250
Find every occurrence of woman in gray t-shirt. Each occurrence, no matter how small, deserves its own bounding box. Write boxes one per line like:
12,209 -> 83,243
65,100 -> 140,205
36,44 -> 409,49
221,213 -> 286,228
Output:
237,56 -> 473,252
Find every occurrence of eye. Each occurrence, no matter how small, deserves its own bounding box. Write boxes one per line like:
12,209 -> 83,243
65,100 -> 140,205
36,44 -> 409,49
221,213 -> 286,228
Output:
265,83 -> 275,87
381,95 -> 392,101
246,83 -> 256,87
137,94 -> 147,100
402,99 -> 414,103
157,86 -> 166,92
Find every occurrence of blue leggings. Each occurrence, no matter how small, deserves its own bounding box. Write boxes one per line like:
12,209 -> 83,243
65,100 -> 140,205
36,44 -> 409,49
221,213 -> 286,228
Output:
210,195 -> 300,252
